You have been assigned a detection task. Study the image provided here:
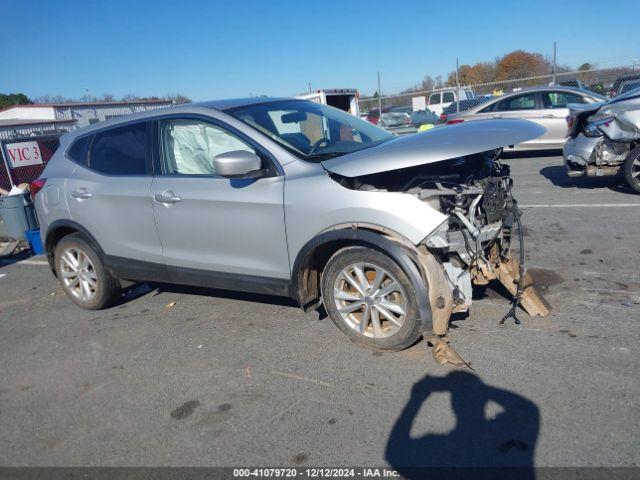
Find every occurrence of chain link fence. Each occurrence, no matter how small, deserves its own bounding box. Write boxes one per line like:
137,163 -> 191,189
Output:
358,64 -> 640,114
0,135 -> 62,191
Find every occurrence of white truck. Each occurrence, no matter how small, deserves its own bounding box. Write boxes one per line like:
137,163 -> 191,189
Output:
295,88 -> 360,117
423,88 -> 476,116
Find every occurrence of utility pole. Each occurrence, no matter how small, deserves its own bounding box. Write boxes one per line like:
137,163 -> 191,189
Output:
455,58 -> 460,113
308,81 -> 312,93
377,71 -> 382,117
552,41 -> 557,85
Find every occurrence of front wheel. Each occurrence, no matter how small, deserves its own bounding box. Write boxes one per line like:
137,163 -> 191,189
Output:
623,145 -> 640,194
321,246 -> 421,351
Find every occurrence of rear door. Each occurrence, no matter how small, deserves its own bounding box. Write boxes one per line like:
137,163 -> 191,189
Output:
538,91 -> 589,146
150,116 -> 290,284
65,121 -> 165,275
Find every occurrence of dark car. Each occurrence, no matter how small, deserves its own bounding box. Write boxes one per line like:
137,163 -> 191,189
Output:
438,98 -> 491,124
410,109 -> 439,126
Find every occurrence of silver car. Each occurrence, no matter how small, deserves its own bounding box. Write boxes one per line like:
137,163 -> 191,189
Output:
444,87 -> 604,149
32,98 -> 549,357
564,87 -> 640,193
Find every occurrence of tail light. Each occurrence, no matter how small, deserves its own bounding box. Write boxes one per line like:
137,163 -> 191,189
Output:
29,178 -> 47,202
439,114 -> 447,122
566,115 -> 574,129
446,119 -> 465,125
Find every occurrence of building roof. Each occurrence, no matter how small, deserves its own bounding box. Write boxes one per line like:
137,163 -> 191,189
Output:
0,118 -> 76,127
0,99 -> 173,113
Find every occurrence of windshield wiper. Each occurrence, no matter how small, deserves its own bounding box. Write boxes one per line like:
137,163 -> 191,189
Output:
305,152 -> 345,160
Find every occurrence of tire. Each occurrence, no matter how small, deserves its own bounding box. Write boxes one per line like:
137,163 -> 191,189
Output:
623,145 -> 640,194
54,233 -> 120,310
321,246 -> 421,351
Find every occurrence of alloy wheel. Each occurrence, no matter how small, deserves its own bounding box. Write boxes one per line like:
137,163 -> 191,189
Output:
59,247 -> 98,302
333,262 -> 407,339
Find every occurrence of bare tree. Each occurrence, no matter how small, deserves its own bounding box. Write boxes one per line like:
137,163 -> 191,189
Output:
166,93 -> 192,104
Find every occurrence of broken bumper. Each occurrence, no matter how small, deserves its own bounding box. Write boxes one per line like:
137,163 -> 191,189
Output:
563,134 -> 598,176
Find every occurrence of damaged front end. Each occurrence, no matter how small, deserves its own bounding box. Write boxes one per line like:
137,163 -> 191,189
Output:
329,147 -> 551,363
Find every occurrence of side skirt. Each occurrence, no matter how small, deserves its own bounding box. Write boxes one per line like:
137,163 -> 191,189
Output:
106,256 -> 292,297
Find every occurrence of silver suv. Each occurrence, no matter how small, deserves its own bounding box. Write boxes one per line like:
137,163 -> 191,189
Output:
33,98 -> 547,353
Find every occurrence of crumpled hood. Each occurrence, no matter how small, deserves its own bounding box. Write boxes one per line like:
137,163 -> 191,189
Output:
322,119 -> 546,177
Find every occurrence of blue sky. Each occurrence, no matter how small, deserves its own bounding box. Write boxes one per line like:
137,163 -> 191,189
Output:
1,0 -> 638,101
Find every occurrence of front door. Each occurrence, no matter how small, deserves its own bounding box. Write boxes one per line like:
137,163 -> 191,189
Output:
150,117 -> 290,289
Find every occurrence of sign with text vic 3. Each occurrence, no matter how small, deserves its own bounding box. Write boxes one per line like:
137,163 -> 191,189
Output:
5,141 -> 43,169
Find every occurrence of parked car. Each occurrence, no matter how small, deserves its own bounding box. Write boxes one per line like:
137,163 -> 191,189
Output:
443,86 -> 605,149
410,109 -> 439,127
564,87 -> 640,193
611,74 -> 640,97
438,98 -> 491,124
426,89 -> 476,116
617,80 -> 640,96
379,106 -> 412,128
32,98 -> 548,357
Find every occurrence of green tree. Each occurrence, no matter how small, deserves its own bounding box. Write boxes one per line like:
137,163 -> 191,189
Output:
0,93 -> 32,109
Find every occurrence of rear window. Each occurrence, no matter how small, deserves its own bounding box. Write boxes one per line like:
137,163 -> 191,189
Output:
87,123 -> 148,175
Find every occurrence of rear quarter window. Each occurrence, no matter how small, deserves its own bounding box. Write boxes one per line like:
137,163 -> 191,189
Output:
67,136 -> 90,164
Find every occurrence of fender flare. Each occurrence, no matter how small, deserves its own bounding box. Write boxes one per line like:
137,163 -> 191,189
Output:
44,219 -> 108,274
291,228 -> 432,333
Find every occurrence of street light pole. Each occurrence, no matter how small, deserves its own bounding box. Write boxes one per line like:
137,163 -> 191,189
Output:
455,58 -> 460,113
377,71 -> 382,118
552,41 -> 557,85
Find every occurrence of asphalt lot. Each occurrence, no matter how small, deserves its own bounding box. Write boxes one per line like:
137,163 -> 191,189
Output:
1,153 -> 639,469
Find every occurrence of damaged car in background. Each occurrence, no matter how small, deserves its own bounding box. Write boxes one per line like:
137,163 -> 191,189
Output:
35,98 -> 550,367
564,87 -> 640,193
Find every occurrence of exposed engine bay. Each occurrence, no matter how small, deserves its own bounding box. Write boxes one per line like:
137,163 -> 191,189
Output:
330,149 -> 551,341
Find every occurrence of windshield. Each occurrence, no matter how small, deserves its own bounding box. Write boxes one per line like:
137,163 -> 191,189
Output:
225,100 -> 394,161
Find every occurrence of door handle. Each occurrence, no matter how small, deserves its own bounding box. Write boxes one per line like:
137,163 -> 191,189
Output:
154,191 -> 182,204
542,114 -> 556,118
491,114 -> 502,118
71,189 -> 92,199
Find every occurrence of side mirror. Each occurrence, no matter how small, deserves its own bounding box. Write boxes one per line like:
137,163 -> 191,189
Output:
213,150 -> 262,178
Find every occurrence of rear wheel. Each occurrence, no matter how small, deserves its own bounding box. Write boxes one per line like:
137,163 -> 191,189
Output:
623,146 -> 640,194
54,233 -> 119,310
321,246 -> 421,351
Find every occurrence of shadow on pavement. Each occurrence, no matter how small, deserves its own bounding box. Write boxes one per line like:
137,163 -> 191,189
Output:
502,149 -> 560,159
117,281 -> 302,309
0,249 -> 35,270
386,371 -> 539,480
539,165 -> 631,193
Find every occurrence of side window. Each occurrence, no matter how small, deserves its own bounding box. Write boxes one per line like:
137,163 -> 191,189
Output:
442,92 -> 455,103
160,119 -> 256,175
67,136 -> 90,164
495,93 -> 537,111
542,92 -> 586,109
88,123 -> 148,175
429,93 -> 441,105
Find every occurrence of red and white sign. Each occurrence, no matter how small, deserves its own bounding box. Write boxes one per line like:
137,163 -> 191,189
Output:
5,141 -> 43,168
